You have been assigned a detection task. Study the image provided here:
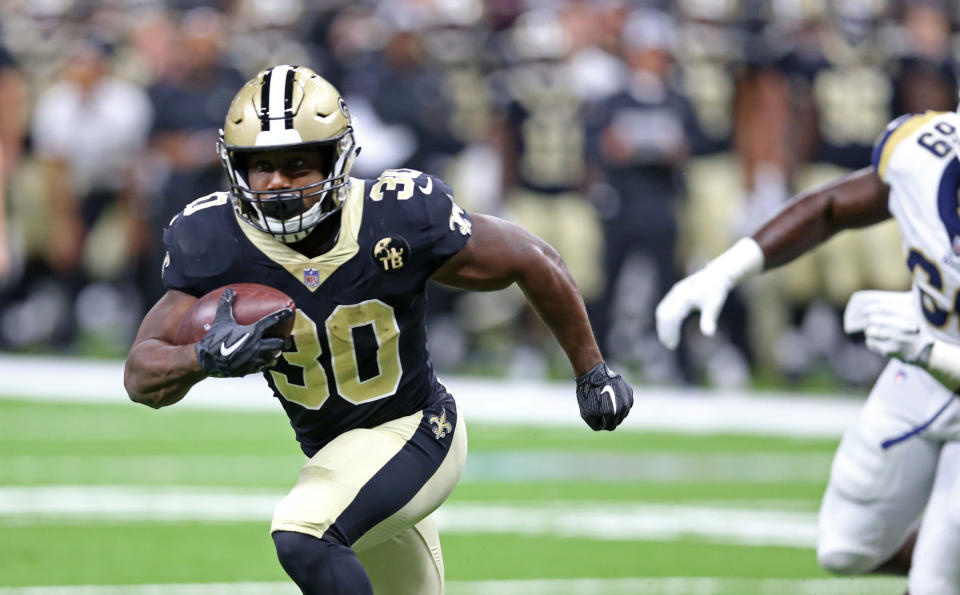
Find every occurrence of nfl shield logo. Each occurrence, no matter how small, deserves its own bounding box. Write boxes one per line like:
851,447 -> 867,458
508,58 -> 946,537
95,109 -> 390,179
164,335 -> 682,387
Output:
952,236 -> 960,255
303,267 -> 320,288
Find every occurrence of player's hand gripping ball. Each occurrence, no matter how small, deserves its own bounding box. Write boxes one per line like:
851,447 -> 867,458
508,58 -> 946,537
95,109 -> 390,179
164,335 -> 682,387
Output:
176,284 -> 295,378
576,362 -> 634,431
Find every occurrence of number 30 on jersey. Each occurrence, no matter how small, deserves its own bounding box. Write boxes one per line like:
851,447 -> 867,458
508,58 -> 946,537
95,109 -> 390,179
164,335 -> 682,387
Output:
269,300 -> 402,409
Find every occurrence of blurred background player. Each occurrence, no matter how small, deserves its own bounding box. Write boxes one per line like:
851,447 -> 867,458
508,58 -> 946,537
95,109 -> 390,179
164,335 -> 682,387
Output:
0,0 -> 953,388
26,36 -> 151,350
0,37 -> 25,286
486,8 -> 602,377
585,8 -> 696,382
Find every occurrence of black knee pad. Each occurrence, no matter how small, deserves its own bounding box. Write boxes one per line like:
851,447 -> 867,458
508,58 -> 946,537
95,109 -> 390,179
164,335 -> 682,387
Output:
272,531 -> 373,595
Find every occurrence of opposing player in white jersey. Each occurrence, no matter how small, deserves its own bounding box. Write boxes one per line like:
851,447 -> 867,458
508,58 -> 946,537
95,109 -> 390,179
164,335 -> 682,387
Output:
657,109 -> 960,595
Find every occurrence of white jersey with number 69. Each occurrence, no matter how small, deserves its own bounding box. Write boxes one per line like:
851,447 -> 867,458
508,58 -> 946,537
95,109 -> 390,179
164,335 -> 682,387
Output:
873,110 -> 960,346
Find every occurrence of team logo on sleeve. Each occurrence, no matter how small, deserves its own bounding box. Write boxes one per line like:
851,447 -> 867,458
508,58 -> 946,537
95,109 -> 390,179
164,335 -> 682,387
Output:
447,195 -> 471,236
373,236 -> 411,272
428,410 -> 452,439
303,267 -> 320,288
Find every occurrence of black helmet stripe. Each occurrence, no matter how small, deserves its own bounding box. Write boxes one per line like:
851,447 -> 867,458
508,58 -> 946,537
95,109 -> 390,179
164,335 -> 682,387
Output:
259,67 -> 274,131
260,64 -> 294,132
283,67 -> 296,129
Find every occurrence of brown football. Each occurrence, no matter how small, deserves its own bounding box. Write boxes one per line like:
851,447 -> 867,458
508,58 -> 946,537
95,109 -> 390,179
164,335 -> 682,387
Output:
173,283 -> 296,345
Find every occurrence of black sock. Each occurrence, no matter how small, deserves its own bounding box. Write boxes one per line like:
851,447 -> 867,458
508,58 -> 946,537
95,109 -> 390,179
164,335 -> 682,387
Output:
273,531 -> 373,595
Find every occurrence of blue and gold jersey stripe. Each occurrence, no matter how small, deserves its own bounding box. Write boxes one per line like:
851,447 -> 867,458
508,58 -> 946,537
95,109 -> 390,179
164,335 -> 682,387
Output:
872,111 -> 944,179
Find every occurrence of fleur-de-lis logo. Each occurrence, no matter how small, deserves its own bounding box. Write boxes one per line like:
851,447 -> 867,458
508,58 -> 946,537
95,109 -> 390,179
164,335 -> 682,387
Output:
428,410 -> 452,439
447,195 -> 472,236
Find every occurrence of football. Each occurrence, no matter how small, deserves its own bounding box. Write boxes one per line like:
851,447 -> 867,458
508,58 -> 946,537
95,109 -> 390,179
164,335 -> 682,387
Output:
173,283 -> 296,345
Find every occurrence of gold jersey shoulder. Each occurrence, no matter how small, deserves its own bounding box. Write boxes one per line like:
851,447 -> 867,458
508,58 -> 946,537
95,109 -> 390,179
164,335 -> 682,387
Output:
874,111 -> 958,180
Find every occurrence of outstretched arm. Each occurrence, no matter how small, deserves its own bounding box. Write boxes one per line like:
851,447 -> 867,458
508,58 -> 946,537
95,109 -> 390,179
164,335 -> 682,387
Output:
432,213 -> 633,431
754,167 -> 890,268
656,167 -> 890,348
431,213 -> 600,375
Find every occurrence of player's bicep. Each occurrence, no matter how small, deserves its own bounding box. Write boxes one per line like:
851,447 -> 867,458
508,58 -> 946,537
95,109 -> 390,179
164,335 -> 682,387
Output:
431,214 -> 549,291
823,167 -> 891,228
756,167 -> 889,242
132,290 -> 198,346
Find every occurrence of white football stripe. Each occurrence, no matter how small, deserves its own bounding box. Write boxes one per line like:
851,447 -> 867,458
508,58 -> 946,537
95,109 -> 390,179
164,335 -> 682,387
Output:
0,354 -> 861,437
0,577 -> 907,595
0,486 -> 818,547
437,502 -> 818,547
448,577 -> 906,595
0,451 -> 831,483
461,451 -> 831,482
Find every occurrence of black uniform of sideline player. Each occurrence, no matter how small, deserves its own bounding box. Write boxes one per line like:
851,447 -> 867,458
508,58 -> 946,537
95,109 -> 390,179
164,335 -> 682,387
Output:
124,66 -> 633,595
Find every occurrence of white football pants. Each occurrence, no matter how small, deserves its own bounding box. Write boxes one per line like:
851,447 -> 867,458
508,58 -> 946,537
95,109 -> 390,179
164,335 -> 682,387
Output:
817,360 -> 960,595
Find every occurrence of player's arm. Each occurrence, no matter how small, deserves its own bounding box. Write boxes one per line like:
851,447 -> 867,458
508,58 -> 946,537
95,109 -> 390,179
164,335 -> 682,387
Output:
124,290 -> 205,409
656,167 -> 889,348
753,167 -> 890,268
125,288 -> 292,409
432,214 -> 600,374
431,214 -> 633,431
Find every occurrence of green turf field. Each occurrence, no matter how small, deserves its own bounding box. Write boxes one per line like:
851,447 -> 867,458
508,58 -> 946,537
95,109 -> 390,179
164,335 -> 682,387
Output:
0,397 -> 906,594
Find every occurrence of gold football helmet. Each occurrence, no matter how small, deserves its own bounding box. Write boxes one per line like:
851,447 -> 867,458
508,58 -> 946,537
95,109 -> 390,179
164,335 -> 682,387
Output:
217,65 -> 359,242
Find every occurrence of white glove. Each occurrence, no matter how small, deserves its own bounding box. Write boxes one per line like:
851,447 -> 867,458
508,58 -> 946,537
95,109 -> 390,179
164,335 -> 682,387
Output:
845,290 -> 932,365
846,290 -> 960,389
655,238 -> 764,350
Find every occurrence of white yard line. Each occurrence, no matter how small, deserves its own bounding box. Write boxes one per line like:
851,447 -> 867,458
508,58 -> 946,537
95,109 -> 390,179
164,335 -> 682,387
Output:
448,577 -> 906,595
0,577 -> 906,595
0,354 -> 862,437
438,502 -> 819,547
0,451 -> 833,483
0,486 -> 819,547
462,451 -> 833,482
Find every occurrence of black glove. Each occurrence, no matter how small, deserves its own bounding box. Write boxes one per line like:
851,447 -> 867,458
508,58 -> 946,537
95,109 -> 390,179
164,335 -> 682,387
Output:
576,362 -> 634,431
194,288 -> 294,378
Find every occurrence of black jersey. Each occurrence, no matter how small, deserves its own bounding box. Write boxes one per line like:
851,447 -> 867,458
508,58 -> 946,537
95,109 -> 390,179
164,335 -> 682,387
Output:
161,170 -> 472,455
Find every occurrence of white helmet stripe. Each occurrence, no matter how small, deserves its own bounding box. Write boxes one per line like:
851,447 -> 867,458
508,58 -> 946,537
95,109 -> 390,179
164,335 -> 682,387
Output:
268,65 -> 293,132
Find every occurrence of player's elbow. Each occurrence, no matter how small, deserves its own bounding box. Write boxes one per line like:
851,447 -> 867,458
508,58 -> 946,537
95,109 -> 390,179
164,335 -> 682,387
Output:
123,357 -> 168,409
539,240 -> 564,268
123,362 -> 155,408
531,240 -> 571,285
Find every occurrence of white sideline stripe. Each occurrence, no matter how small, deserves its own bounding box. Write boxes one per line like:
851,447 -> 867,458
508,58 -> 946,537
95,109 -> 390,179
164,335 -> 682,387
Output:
0,577 -> 906,595
0,354 -> 862,437
0,451 -> 832,483
448,577 -> 906,595
439,502 -> 818,547
0,486 -> 818,547
461,451 -> 833,482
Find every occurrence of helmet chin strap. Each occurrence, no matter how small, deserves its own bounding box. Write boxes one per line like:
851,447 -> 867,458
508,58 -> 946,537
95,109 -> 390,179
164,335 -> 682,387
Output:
266,186 -> 347,243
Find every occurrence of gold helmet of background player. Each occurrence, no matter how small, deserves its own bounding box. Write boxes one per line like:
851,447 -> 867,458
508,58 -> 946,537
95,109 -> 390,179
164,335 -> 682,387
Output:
217,65 -> 359,243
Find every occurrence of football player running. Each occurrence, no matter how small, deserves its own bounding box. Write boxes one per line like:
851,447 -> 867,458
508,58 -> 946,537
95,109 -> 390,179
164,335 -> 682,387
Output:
656,109 -> 960,594
123,65 -> 633,595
